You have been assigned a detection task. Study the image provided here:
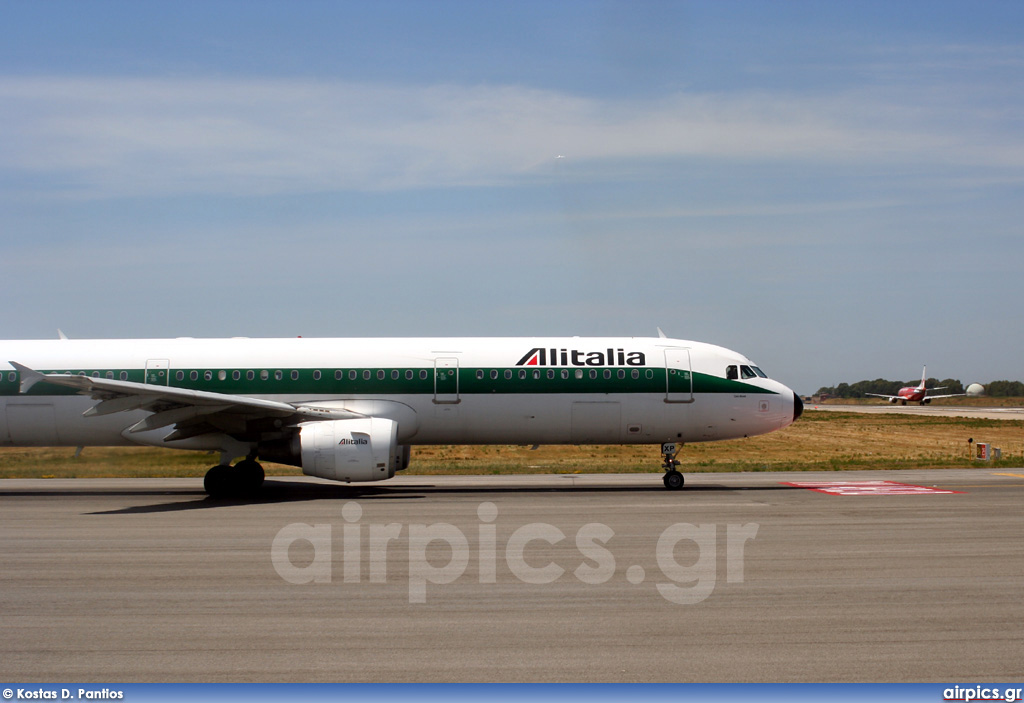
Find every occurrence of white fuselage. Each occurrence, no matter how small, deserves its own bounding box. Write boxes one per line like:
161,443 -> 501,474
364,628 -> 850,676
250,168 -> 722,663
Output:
1,336 -> 799,456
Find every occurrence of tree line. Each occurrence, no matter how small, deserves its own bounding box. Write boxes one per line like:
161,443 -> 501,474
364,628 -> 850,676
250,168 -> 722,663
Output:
814,378 -> 1024,398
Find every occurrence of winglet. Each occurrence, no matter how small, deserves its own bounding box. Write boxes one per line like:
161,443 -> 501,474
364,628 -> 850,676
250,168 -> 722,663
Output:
657,327 -> 667,339
58,329 -> 68,340
9,361 -> 46,394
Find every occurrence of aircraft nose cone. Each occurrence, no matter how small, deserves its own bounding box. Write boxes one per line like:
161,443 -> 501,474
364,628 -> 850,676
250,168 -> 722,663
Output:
793,392 -> 804,421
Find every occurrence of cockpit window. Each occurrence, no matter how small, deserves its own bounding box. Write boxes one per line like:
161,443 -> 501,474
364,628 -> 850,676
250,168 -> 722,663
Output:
740,365 -> 757,379
726,365 -> 738,380
751,366 -> 767,378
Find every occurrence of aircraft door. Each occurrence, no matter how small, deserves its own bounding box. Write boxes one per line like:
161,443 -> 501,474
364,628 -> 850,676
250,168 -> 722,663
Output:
433,357 -> 460,404
146,359 -> 170,385
664,349 -> 694,403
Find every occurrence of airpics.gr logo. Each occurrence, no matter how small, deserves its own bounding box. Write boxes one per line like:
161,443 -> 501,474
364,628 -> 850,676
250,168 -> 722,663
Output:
516,347 -> 647,367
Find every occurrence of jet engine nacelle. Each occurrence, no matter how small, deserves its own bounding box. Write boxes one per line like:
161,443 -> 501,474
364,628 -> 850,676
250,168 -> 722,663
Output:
889,397 -> 899,404
298,418 -> 407,483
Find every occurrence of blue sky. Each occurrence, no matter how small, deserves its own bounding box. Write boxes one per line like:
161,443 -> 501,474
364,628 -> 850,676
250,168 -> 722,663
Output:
1,0 -> 1022,394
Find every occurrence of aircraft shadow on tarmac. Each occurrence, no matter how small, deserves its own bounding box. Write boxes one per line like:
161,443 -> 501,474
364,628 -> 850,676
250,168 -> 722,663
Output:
68,479 -> 805,515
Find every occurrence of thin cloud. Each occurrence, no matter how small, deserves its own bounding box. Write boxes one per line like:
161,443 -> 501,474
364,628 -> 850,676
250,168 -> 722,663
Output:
1,76 -> 1021,200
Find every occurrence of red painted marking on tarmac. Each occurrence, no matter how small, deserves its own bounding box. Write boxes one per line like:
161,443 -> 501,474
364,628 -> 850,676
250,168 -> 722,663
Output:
783,480 -> 965,495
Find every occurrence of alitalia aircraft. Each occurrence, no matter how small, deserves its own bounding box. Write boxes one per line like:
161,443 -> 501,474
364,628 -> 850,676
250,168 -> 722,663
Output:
1,335 -> 802,495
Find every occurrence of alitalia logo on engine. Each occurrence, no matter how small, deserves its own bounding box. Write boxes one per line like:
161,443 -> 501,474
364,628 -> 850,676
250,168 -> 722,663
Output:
516,347 -> 647,367
339,438 -> 369,445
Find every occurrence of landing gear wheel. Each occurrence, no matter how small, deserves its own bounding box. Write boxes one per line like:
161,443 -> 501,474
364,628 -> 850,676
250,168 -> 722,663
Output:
235,458 -> 265,494
204,464 -> 233,498
203,459 -> 265,498
663,470 -> 685,490
660,442 -> 685,490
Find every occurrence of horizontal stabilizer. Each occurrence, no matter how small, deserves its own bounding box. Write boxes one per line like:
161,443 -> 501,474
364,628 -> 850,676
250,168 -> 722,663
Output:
9,361 -> 48,394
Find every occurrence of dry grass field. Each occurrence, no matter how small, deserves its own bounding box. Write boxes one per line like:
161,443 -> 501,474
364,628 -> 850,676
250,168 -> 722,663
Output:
1,408 -> 1021,478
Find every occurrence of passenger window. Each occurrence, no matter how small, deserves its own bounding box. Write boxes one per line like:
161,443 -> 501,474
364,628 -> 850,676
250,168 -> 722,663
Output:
363,370 -> 371,380
561,370 -> 569,379
490,370 -> 498,380
246,371 -> 254,381
576,369 -> 584,379
107,371 -> 115,379
476,370 -> 484,380
617,370 -> 625,379
175,371 -> 184,381
533,370 -> 540,380
232,370 -> 240,381
631,369 -> 639,379
291,370 -> 299,381
547,370 -> 555,379
219,370 -> 227,381
260,370 -> 269,381
8,371 -> 15,382
603,370 -> 611,379
391,370 -> 399,380
406,370 -> 413,380
726,365 -> 738,380
275,370 -> 283,381
206,371 -> 214,381
505,370 -> 512,380
589,370 -> 597,380
192,371 -> 200,381
313,370 -> 321,381
377,370 -> 385,380
120,371 -> 129,381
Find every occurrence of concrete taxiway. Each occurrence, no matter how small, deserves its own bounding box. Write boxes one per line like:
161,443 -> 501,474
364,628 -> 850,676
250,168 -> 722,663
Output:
1,471 -> 1023,682
809,404 -> 1024,420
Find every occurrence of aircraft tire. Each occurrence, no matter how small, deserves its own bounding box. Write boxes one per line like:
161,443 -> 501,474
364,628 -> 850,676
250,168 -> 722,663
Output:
663,470 -> 685,490
235,459 -> 265,494
204,465 -> 233,498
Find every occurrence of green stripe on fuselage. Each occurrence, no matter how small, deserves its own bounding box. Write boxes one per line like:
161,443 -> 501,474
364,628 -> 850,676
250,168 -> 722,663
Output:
1,366 -> 777,397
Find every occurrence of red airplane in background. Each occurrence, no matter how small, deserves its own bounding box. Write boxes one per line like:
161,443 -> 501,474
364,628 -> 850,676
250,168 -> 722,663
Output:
866,366 -> 965,405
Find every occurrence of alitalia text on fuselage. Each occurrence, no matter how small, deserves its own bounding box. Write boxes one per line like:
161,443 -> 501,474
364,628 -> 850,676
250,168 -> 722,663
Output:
516,347 -> 646,367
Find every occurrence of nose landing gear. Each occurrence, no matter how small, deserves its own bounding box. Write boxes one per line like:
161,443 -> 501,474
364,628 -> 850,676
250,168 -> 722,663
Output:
661,442 -> 685,490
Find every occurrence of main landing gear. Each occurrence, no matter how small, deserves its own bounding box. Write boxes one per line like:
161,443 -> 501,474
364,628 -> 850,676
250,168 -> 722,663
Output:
661,442 -> 685,490
204,457 -> 265,499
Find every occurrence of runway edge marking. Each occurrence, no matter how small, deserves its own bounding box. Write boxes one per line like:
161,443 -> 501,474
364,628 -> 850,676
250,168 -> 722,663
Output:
782,480 -> 965,495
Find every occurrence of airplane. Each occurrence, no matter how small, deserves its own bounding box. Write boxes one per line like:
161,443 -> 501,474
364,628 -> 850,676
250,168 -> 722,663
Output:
1,335 -> 803,496
865,366 -> 965,405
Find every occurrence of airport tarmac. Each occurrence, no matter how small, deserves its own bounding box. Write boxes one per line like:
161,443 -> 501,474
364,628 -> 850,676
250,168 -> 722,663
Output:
809,404 -> 1024,420
2,471 -> 1023,683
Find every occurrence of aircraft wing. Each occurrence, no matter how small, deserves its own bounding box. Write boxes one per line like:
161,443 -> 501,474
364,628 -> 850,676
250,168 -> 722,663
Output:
9,361 -> 363,441
923,393 -> 965,400
864,393 -> 898,401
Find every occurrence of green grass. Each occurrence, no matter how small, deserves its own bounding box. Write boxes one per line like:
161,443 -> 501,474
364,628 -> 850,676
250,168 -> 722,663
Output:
1,410 -> 1021,478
